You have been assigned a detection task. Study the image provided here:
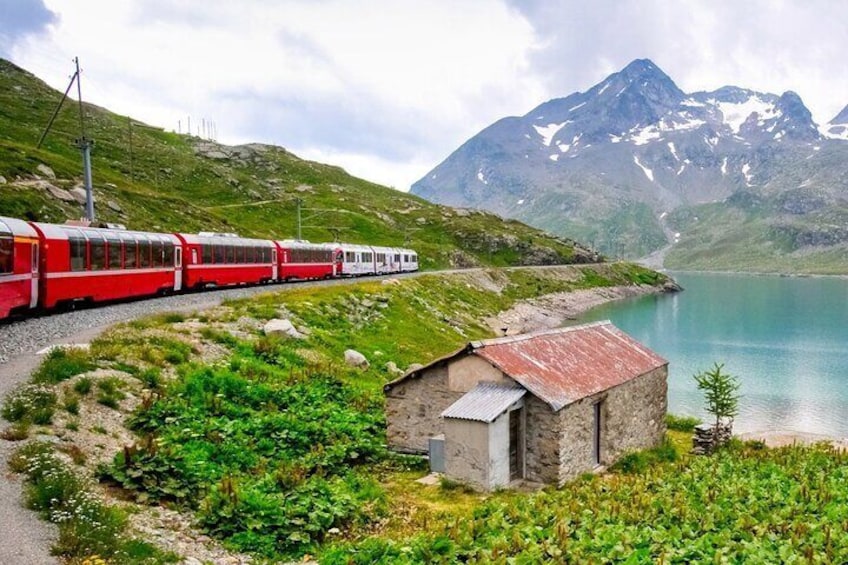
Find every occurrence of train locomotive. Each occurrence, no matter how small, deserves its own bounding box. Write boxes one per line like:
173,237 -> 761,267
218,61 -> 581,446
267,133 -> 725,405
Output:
0,215 -> 418,320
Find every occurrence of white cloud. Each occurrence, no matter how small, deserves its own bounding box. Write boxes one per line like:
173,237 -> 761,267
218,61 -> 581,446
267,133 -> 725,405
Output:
4,0 -> 848,193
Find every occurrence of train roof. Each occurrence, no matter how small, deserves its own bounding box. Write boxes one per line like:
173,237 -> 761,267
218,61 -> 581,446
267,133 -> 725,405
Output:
0,216 -> 38,238
30,221 -> 179,243
275,240 -> 332,250
177,233 -> 274,246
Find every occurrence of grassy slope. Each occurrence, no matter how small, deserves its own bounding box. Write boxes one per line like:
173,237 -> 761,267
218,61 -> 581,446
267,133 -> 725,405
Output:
0,59 -> 596,270
664,201 -> 848,275
8,266 -> 848,563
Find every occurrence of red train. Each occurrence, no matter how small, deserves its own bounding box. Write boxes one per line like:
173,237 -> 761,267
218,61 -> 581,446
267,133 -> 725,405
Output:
0,215 -> 418,320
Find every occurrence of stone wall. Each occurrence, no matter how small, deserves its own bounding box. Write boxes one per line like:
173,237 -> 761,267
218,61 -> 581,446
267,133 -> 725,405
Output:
557,365 -> 668,484
523,394 -> 561,484
384,364 -> 464,453
557,396 -> 595,484
601,365 -> 667,462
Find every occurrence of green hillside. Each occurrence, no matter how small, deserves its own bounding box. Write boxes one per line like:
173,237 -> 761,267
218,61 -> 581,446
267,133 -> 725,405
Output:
0,59 -> 597,270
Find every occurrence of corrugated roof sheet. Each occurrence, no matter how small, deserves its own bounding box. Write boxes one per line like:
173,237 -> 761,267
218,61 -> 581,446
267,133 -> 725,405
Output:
441,382 -> 526,423
473,321 -> 666,411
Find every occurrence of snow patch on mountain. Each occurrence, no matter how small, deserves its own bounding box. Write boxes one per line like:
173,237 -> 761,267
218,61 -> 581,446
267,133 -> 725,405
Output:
533,122 -> 569,147
821,123 -> 848,140
633,155 -> 654,181
715,96 -> 778,133
477,168 -> 488,185
668,142 -> 679,161
742,163 -> 753,186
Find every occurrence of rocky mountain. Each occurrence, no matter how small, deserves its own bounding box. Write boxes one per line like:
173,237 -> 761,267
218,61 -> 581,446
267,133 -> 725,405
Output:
412,59 -> 848,273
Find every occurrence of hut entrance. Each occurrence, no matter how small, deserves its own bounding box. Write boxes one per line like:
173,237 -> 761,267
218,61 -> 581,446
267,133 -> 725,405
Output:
509,407 -> 524,480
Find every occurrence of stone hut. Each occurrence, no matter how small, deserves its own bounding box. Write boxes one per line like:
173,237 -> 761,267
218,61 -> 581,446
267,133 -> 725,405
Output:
384,321 -> 668,491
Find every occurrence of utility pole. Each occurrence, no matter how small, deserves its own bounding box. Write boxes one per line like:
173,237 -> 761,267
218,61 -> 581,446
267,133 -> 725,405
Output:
72,57 -> 95,222
296,198 -> 303,241
38,57 -> 95,221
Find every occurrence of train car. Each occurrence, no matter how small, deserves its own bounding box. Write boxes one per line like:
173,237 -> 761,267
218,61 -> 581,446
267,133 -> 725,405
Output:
30,222 -> 182,310
0,216 -> 39,319
276,240 -> 337,280
336,243 -> 377,276
399,248 -> 419,272
371,246 -> 403,274
176,233 -> 276,289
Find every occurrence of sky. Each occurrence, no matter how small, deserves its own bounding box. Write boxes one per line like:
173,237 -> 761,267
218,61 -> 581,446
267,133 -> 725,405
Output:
2,0 -> 848,191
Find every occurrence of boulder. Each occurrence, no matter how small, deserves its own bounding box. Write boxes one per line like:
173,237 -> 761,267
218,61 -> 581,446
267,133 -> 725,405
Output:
385,361 -> 404,377
344,349 -> 369,369
70,186 -> 89,205
36,164 -> 56,179
263,319 -> 305,339
106,200 -> 123,213
46,183 -> 76,203
0,175 -> 7,184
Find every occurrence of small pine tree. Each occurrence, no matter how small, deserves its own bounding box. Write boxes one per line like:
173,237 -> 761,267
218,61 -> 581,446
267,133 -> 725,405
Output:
693,362 -> 740,447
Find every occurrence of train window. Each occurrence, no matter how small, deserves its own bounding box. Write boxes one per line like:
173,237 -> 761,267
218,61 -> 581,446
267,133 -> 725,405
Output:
0,234 -> 12,274
238,245 -> 247,264
152,241 -> 164,267
262,246 -> 271,263
164,242 -> 175,266
107,238 -> 122,269
90,239 -> 106,270
125,242 -> 137,269
202,244 -> 213,264
363,252 -> 373,262
411,254 -> 417,263
394,254 -> 401,262
69,236 -> 86,271
213,244 -> 224,264
403,254 -> 409,262
138,240 -> 151,268
345,251 -> 355,262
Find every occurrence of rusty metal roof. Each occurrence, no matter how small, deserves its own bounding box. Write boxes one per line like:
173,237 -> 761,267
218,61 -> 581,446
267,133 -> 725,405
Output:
441,382 -> 526,422
472,321 -> 666,411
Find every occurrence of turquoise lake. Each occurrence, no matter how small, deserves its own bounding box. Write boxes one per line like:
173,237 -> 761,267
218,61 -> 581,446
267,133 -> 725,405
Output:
579,272 -> 848,437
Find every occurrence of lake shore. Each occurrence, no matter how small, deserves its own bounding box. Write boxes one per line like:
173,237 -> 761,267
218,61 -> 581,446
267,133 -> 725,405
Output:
738,430 -> 848,449
485,283 -> 669,336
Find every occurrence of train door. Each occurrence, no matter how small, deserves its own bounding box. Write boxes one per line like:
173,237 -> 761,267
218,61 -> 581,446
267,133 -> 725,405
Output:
174,247 -> 183,291
30,242 -> 38,308
271,247 -> 278,280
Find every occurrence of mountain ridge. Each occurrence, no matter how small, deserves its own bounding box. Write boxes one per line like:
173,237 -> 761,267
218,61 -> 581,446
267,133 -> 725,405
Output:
412,58 -> 848,273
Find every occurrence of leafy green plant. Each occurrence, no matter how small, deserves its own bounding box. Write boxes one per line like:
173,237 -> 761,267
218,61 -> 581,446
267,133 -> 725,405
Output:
32,347 -> 94,384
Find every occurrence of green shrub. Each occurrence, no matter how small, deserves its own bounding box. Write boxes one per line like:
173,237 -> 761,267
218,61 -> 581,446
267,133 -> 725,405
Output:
63,393 -> 80,415
1,383 -> 57,424
32,347 -> 94,384
73,377 -> 93,396
610,437 -> 678,474
665,413 -> 702,432
96,378 -> 126,409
